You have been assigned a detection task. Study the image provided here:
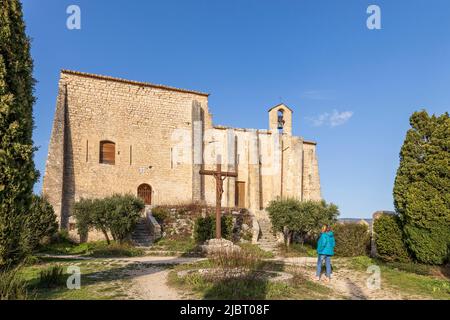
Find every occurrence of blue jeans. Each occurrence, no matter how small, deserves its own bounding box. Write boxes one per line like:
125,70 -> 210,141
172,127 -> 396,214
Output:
316,254 -> 332,278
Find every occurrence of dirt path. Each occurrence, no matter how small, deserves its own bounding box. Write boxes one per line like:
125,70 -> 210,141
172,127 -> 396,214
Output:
280,257 -> 426,300
127,266 -> 181,300
119,256 -> 202,300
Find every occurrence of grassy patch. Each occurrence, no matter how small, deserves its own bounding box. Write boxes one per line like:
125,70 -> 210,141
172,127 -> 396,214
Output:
238,243 -> 274,259
346,256 -> 450,299
39,241 -> 145,258
11,258 -> 137,300
288,268 -> 336,299
382,268 -> 450,299
0,267 -> 29,300
150,237 -> 199,255
278,243 -> 317,258
37,265 -> 66,288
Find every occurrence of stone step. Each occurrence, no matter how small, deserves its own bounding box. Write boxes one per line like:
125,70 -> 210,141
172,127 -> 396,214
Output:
256,218 -> 278,253
131,220 -> 153,247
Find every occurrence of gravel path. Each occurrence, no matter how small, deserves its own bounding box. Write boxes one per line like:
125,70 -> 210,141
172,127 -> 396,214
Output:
127,266 -> 181,300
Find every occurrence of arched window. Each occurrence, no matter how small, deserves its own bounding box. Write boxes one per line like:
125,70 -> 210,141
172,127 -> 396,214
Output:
99,141 -> 115,165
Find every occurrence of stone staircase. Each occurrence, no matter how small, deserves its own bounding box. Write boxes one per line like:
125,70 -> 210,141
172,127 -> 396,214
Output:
131,217 -> 153,247
257,218 -> 279,254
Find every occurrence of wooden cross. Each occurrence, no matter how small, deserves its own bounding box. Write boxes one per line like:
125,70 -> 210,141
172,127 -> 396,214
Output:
199,155 -> 237,239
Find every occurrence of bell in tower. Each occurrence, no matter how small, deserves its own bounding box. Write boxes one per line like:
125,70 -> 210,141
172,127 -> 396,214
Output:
268,103 -> 293,136
277,110 -> 285,130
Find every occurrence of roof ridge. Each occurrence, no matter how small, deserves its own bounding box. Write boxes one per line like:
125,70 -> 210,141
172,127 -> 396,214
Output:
60,69 -> 210,97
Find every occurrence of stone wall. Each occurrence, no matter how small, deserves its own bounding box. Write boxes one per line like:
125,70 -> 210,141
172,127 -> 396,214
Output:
152,205 -> 253,243
43,70 -> 211,229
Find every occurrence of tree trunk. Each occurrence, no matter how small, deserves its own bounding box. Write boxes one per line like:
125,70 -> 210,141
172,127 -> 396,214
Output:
102,229 -> 110,245
284,228 -> 293,248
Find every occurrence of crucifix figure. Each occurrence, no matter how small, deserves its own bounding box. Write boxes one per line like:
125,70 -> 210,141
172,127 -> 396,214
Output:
199,155 -> 237,239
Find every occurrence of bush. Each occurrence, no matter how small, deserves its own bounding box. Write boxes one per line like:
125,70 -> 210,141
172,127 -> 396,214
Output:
151,207 -> 169,224
393,111 -> 450,264
267,198 -> 339,247
403,222 -> 450,265
73,198 -> 94,241
107,194 -> 144,243
0,267 -> 28,300
333,223 -> 370,257
194,215 -> 233,243
51,230 -> 74,244
21,196 -> 58,253
38,265 -> 65,288
374,214 -> 410,262
73,194 -> 144,244
0,0 -> 39,270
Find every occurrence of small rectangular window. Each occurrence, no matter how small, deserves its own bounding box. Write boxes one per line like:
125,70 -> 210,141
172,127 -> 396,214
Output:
86,140 -> 89,162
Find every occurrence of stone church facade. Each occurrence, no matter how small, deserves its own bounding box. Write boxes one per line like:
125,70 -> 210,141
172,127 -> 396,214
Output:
43,70 -> 321,230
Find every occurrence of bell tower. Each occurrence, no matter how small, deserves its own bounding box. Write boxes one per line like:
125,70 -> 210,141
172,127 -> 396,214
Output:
268,103 -> 293,135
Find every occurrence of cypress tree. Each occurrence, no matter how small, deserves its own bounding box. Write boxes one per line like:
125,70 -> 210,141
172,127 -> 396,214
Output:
0,0 -> 38,268
393,110 -> 450,264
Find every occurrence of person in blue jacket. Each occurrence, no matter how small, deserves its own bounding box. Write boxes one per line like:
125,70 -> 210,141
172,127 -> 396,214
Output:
316,224 -> 335,282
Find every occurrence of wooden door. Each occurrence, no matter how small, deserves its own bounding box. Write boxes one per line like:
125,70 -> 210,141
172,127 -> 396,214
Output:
137,184 -> 152,205
235,181 -> 246,208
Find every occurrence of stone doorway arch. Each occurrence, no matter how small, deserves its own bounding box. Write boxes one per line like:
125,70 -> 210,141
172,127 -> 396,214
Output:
137,183 -> 152,205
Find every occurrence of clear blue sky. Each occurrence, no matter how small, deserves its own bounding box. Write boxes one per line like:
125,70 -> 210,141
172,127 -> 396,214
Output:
22,0 -> 450,218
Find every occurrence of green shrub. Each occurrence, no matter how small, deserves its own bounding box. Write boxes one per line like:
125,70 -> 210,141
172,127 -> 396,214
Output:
107,194 -> 144,243
151,207 -> 169,224
0,267 -> 28,300
73,198 -> 94,241
403,223 -> 450,265
0,0 -> 39,269
267,198 -> 339,247
393,110 -> 450,265
374,214 -> 410,262
333,223 -> 370,257
194,215 -> 233,243
21,196 -> 58,253
51,230 -> 74,244
73,194 -> 144,244
38,265 -> 65,288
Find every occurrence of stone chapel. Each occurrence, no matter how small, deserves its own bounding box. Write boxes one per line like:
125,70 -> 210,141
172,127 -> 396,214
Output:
43,70 -> 321,230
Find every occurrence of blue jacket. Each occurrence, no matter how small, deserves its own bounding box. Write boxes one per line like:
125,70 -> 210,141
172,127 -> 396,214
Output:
317,231 -> 335,256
